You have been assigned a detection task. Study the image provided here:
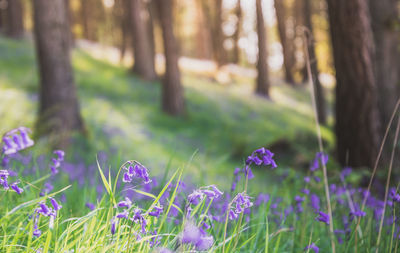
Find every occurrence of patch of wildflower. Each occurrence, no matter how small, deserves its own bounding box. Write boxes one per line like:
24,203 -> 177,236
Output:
50,150 -> 65,175
1,127 -> 34,156
228,192 -> 253,220
122,161 -> 152,184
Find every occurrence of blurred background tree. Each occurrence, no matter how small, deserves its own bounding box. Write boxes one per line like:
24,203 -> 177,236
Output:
0,0 -> 399,175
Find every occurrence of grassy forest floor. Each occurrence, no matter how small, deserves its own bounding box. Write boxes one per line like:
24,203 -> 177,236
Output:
0,36 -> 335,191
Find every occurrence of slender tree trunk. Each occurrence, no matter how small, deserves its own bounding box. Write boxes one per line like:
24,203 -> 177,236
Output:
195,0 -> 212,59
214,0 -> 227,66
369,0 -> 399,135
303,0 -> 326,124
155,0 -> 184,115
129,0 -> 157,80
5,0 -> 24,38
232,0 -> 242,64
274,0 -> 295,84
146,0 -> 156,75
327,0 -> 381,168
255,0 -> 270,97
33,0 -> 84,141
80,0 -> 90,40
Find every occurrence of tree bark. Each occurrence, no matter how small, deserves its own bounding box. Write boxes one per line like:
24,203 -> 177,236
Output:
327,0 -> 381,168
255,0 -> 270,97
274,0 -> 295,84
129,0 -> 157,80
5,0 -> 24,38
155,0 -> 184,116
195,0 -> 212,59
214,0 -> 227,66
369,0 -> 399,135
33,0 -> 84,141
232,0 -> 242,64
303,0 -> 326,124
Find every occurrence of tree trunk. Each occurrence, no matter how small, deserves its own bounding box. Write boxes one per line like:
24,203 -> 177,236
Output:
303,0 -> 326,124
255,0 -> 270,97
274,0 -> 295,84
327,0 -> 381,168
5,0 -> 24,38
155,0 -> 184,115
33,0 -> 84,141
369,0 -> 399,135
232,0 -> 242,64
214,0 -> 227,66
80,0 -> 91,40
129,0 -> 157,80
195,0 -> 212,59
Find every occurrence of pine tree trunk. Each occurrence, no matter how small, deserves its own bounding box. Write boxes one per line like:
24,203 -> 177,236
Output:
33,0 -> 84,141
327,0 -> 381,168
156,0 -> 184,115
255,0 -> 270,97
232,0 -> 242,64
369,0 -> 399,135
274,0 -> 294,84
303,0 -> 326,124
80,0 -> 91,40
129,0 -> 157,80
5,0 -> 24,38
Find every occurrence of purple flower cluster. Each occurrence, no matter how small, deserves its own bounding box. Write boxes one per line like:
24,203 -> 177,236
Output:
181,221 -> 214,251
0,170 -> 23,194
310,152 -> 328,172
122,162 -> 152,184
1,127 -> 34,155
228,192 -> 253,220
187,185 -> 223,206
304,242 -> 319,253
33,197 -> 62,237
50,150 -> 65,175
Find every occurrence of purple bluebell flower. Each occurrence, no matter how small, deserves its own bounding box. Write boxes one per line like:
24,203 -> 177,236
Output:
117,197 -> 132,208
37,202 -> 52,216
255,193 -> 270,206
310,152 -> 328,172
195,235 -> 214,251
304,242 -> 319,253
228,192 -> 253,220
33,224 -> 41,237
50,150 -> 64,175
182,221 -> 201,244
340,167 -> 352,179
122,162 -> 152,184
86,202 -> 96,210
246,147 -> 277,169
301,188 -> 310,195
110,219 -> 117,235
304,176 -> 311,183
10,181 -> 23,194
149,206 -> 163,218
313,176 -> 321,183
116,209 -> 129,219
310,194 -> 320,211
316,211 -> 330,224
50,197 -> 62,211
2,127 -> 34,155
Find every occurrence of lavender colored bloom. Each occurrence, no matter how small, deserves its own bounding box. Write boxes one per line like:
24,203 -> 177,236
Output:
2,127 -> 34,155
229,192 -> 253,220
304,242 -> 319,253
50,197 -> 62,211
86,202 -> 96,210
195,235 -> 214,251
117,197 -> 132,208
304,176 -> 311,183
246,147 -> 277,169
182,221 -> 201,244
122,162 -> 152,184
350,210 -> 366,218
33,224 -> 41,237
310,194 -> 320,211
50,150 -> 64,175
255,193 -> 270,206
10,181 -> 23,194
188,190 -> 204,205
295,195 -> 305,203
37,202 -> 51,216
116,209 -> 129,219
340,167 -> 352,179
110,219 -> 117,235
310,152 -> 328,172
313,176 -> 321,183
149,205 -> 163,218
316,211 -> 330,224
301,188 -> 310,195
